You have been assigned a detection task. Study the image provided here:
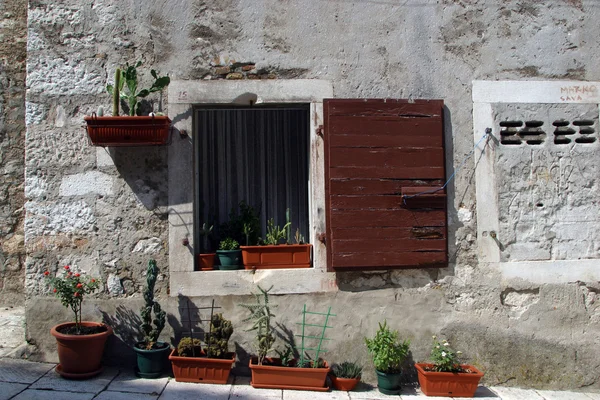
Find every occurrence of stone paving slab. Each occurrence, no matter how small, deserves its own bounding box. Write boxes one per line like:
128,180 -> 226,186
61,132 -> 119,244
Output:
0,381 -> 28,400
107,369 -> 169,394
29,366 -> 119,394
536,390 -> 597,400
349,387 -> 404,399
159,379 -> 232,400
230,376 -> 282,399
0,358 -> 55,384
490,387 -> 544,399
585,393 -> 600,400
95,391 -> 159,400
11,389 -> 96,400
283,388 -> 349,399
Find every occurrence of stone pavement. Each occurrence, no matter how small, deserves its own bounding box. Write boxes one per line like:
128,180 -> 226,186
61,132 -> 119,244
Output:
0,358 -> 599,400
0,307 -> 25,358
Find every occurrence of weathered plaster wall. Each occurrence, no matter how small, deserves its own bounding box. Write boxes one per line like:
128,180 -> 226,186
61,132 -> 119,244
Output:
0,0 -> 26,306
23,0 -> 600,390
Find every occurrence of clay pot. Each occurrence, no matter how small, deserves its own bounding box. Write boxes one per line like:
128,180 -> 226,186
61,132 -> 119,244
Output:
169,349 -> 235,384
241,244 -> 312,269
415,363 -> 484,397
50,322 -> 113,379
331,375 -> 360,391
249,357 -> 330,391
198,253 -> 216,270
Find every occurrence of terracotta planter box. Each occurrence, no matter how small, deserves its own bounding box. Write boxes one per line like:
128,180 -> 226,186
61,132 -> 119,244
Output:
241,244 -> 312,269
169,349 -> 235,384
84,116 -> 171,146
249,357 -> 330,391
415,363 -> 484,397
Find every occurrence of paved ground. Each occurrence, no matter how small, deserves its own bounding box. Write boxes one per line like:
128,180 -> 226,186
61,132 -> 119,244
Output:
0,307 -> 25,358
0,358 -> 599,400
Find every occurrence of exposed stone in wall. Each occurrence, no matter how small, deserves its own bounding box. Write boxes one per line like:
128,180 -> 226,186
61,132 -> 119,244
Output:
0,0 -> 26,306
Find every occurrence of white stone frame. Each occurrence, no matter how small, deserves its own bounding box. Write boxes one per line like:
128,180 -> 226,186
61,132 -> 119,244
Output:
167,80 -> 338,296
473,80 -> 600,284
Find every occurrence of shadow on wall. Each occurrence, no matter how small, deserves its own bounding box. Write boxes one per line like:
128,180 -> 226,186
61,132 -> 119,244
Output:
100,305 -> 143,367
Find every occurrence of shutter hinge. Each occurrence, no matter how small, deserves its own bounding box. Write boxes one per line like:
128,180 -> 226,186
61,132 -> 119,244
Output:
317,232 -> 326,245
316,125 -> 324,138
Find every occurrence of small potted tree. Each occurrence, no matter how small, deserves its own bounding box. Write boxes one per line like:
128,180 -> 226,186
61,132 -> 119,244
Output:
330,361 -> 363,391
216,238 -> 242,270
169,313 -> 236,384
84,61 -> 171,146
364,320 -> 410,395
133,260 -> 170,378
45,266 -> 112,379
198,223 -> 216,270
415,336 -> 484,397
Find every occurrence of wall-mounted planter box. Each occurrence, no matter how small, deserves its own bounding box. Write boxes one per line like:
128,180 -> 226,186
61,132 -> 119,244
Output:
84,115 -> 171,146
240,244 -> 312,269
169,349 -> 235,384
249,357 -> 330,391
415,363 -> 484,397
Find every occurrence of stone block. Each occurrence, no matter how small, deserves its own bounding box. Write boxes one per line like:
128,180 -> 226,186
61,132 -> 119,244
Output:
30,367 -> 119,394
0,382 -> 28,400
0,359 -> 54,384
159,379 -> 233,400
107,369 -> 169,394
11,390 -> 95,400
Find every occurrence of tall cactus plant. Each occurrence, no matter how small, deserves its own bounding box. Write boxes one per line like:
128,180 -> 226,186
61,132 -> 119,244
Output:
140,259 -> 166,349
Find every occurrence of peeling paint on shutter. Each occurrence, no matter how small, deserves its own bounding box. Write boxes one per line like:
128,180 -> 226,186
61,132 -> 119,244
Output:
324,99 -> 447,270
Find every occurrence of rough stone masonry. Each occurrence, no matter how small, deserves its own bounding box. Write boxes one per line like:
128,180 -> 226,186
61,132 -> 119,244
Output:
13,0 -> 600,390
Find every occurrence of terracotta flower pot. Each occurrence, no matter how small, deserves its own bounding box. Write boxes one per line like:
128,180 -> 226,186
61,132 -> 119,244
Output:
331,375 -> 360,391
84,115 -> 171,146
169,349 -> 235,384
241,244 -> 312,269
415,363 -> 484,397
198,253 -> 216,270
50,322 -> 113,379
249,357 -> 330,391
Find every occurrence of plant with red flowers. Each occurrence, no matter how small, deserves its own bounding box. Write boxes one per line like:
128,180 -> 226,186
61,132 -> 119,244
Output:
45,266 -> 100,334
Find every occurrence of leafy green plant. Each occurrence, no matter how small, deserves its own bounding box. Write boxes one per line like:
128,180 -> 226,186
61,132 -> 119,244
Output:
332,361 -> 363,379
206,313 -> 234,359
364,320 -> 410,374
429,335 -> 462,372
177,337 -> 202,357
219,238 -> 239,251
275,345 -> 296,367
106,61 -> 170,116
44,266 -> 100,334
265,218 -> 290,245
140,259 -> 166,349
239,285 -> 277,365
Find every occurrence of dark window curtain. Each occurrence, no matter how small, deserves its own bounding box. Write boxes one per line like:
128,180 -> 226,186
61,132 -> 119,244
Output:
195,107 -> 309,248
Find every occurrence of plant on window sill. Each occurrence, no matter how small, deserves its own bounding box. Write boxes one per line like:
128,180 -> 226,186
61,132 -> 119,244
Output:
198,223 -> 216,271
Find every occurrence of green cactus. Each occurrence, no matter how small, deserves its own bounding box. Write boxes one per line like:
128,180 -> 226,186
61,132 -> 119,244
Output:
112,68 -> 121,116
140,259 -> 166,349
265,218 -> 290,245
206,313 -> 233,359
239,285 -> 277,365
177,337 -> 202,357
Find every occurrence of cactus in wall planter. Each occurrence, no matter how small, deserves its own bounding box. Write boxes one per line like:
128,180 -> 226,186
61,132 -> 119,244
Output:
133,259 -> 171,379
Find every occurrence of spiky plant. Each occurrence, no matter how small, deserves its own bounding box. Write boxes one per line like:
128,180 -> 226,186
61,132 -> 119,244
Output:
206,313 -> 233,359
239,285 -> 277,365
140,259 -> 166,349
332,361 -> 363,379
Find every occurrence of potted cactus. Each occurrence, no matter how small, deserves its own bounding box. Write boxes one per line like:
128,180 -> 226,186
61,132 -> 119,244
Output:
84,61 -> 171,146
169,313 -> 235,384
216,238 -> 242,270
198,223 -> 216,270
133,259 -> 170,378
330,361 -> 363,391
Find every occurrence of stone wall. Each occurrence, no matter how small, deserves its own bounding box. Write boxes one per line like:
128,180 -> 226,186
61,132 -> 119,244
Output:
0,0 -> 26,306
23,0 -> 600,390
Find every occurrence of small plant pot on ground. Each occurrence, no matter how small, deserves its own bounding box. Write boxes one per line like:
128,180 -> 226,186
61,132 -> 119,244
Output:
375,369 -> 402,395
169,349 -> 235,384
51,322 -> 113,379
198,253 -> 216,270
216,249 -> 242,270
415,363 -> 484,397
249,357 -> 330,391
330,375 -> 360,391
133,342 -> 171,378
241,244 -> 312,269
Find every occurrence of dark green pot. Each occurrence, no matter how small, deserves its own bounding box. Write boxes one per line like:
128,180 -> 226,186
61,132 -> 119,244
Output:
217,249 -> 242,269
134,342 -> 171,378
375,369 -> 401,395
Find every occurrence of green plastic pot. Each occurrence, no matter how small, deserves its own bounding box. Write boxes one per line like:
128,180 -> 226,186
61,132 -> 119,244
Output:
134,342 -> 171,378
375,369 -> 401,395
217,249 -> 242,270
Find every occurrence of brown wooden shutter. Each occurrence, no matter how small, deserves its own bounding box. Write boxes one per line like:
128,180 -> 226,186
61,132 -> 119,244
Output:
324,99 -> 447,271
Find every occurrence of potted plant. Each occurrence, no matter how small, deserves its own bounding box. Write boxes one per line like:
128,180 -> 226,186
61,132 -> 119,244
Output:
216,238 -> 242,270
133,259 -> 170,378
415,336 -> 484,397
240,286 -> 332,391
45,266 -> 113,379
364,320 -> 410,395
198,223 -> 216,271
84,61 -> 171,146
330,361 -> 363,391
169,313 -> 236,384
240,209 -> 312,269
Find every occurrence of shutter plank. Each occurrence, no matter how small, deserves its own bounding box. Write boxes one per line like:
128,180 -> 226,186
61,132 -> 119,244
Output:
333,238 -> 446,253
330,166 -> 444,180
330,209 -> 446,228
330,147 -> 444,169
332,251 -> 447,268
330,179 -> 444,195
333,227 -> 446,240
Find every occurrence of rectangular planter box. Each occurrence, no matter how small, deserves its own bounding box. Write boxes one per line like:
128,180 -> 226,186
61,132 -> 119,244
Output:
84,116 -> 171,146
249,357 -> 330,391
240,244 -> 312,269
415,363 -> 484,397
169,349 -> 235,384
